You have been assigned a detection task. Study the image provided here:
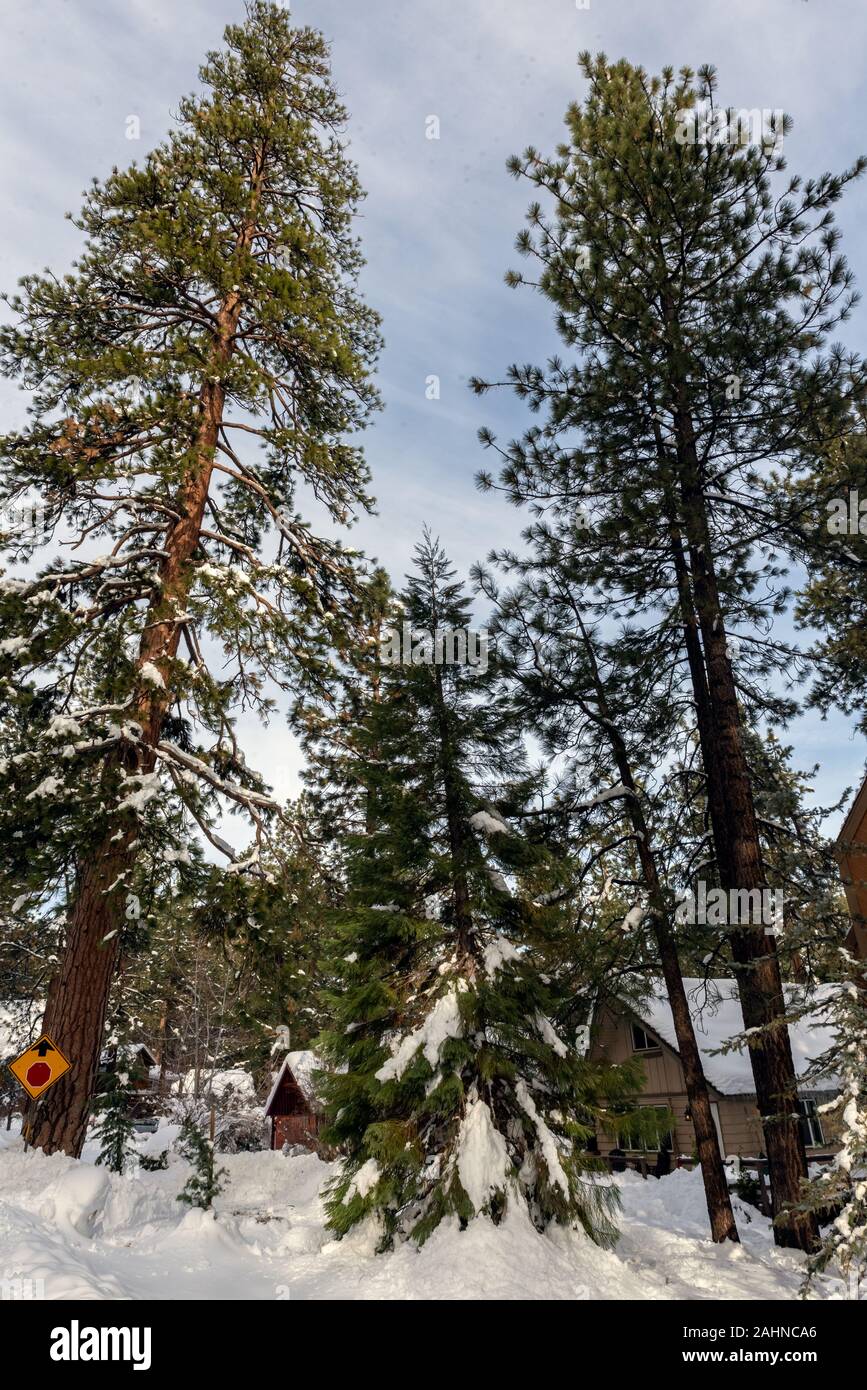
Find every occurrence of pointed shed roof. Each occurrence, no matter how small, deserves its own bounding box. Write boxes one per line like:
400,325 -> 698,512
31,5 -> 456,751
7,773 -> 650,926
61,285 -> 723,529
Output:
264,1049 -> 323,1115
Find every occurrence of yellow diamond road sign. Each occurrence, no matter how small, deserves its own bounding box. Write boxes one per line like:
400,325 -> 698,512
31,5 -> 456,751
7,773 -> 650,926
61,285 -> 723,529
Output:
8,1034 -> 72,1100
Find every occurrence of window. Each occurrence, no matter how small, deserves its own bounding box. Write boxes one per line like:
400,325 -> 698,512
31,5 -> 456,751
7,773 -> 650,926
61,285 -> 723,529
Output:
630,1022 -> 659,1052
797,1099 -> 825,1148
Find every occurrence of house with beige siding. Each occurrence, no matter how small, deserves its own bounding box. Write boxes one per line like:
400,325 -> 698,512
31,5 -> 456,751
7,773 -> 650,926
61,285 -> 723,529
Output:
589,978 -> 840,1161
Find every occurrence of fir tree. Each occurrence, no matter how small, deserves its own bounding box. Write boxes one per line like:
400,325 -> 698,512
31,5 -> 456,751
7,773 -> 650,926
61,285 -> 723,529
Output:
320,534 -> 644,1249
93,1065 -> 139,1176
176,1115 -> 227,1211
0,2 -> 381,1156
471,56 -> 866,1249
293,566 -> 398,846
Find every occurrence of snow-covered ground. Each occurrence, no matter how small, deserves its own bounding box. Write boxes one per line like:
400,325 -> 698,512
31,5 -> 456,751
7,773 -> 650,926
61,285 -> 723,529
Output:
0,1124 -> 844,1301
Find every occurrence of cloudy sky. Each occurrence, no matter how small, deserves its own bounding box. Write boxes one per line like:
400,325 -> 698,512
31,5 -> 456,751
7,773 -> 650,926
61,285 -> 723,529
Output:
2,0 -> 866,829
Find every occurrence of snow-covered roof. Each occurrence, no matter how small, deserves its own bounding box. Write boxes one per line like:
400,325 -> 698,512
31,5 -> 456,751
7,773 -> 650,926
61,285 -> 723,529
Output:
629,978 -> 840,1096
264,1050 -> 324,1115
99,1042 -> 157,1069
176,1067 -> 256,1101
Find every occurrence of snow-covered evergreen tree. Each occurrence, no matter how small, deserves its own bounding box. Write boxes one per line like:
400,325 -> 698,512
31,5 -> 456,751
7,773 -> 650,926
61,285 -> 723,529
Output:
92,1067 -> 139,1176
320,533 -> 644,1249
293,566 -> 398,847
176,1116 -> 227,1211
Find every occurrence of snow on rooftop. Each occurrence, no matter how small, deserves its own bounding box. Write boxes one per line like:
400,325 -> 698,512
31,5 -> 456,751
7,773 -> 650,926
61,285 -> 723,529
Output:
285,1049 -> 324,1104
633,978 -> 839,1095
264,1049 -> 325,1114
177,1066 -> 257,1101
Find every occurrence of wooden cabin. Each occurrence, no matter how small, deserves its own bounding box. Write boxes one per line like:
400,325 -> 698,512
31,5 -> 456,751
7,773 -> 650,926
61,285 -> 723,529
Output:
836,770 -> 867,965
264,1050 -> 326,1151
589,979 -> 841,1161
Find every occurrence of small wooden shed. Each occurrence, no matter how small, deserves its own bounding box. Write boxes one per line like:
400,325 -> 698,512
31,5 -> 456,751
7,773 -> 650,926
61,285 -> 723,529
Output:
264,1050 -> 325,1151
99,1042 -> 158,1090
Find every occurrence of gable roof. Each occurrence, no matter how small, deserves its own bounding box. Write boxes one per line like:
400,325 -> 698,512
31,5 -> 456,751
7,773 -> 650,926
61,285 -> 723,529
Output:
264,1049 -> 323,1115
838,769 -> 867,849
627,978 -> 839,1096
99,1042 -> 158,1070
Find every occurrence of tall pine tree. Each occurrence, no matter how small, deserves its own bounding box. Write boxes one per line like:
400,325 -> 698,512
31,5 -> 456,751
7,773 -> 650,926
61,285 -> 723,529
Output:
0,2 -> 381,1156
472,56 -> 866,1248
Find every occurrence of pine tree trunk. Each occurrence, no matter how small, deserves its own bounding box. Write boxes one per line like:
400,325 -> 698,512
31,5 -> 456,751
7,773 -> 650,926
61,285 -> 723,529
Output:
157,1012 -> 169,1094
656,928 -> 739,1241
23,843 -> 127,1155
669,397 -> 818,1252
576,617 -> 738,1242
31,262 -> 252,1155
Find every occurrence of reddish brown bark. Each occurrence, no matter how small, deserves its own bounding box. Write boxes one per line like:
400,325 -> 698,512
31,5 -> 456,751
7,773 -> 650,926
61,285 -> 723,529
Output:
30,187 -> 262,1157
575,617 -> 738,1243
23,840 -> 128,1155
668,392 -> 818,1253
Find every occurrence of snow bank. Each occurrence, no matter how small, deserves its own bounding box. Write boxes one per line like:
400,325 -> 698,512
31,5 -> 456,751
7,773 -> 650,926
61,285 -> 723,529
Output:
0,1126 -> 840,1301
48,1164 -> 111,1238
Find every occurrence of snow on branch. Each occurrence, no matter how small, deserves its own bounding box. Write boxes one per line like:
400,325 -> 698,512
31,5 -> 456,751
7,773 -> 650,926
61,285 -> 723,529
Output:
469,809 -> 511,837
1,548 -> 170,600
153,740 -> 280,813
